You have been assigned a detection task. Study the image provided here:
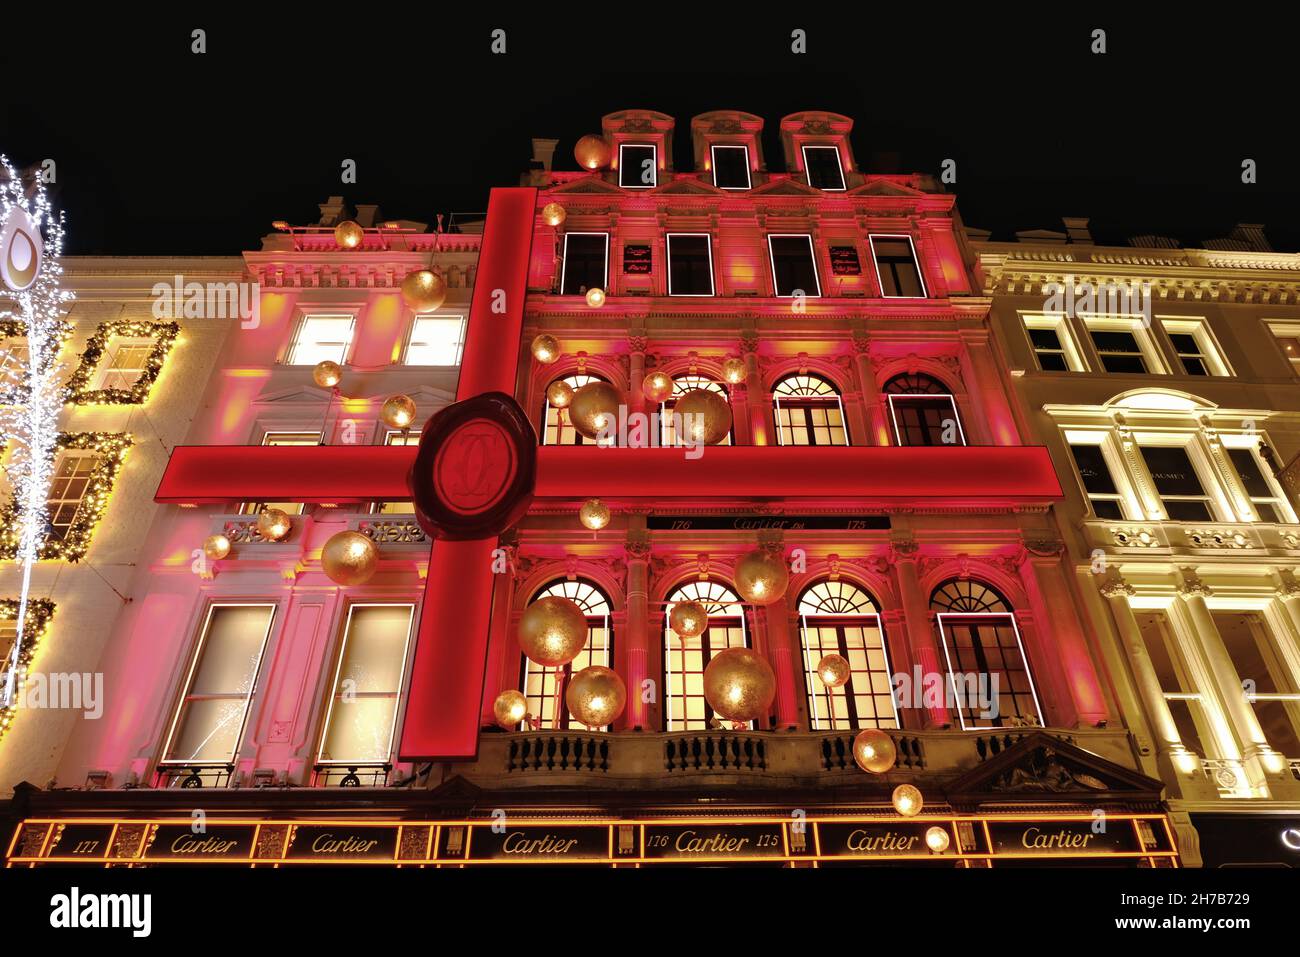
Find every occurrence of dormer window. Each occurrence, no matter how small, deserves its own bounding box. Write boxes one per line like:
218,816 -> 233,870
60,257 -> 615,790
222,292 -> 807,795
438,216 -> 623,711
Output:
710,145 -> 751,190
802,145 -> 846,191
619,144 -> 657,189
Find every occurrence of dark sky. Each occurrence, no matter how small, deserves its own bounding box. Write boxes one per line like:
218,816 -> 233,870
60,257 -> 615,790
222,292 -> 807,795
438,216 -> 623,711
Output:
5,14 -> 1299,255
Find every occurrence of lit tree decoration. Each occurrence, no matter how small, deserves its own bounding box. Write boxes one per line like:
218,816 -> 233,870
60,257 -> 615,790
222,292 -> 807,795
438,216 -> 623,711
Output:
0,155 -> 74,710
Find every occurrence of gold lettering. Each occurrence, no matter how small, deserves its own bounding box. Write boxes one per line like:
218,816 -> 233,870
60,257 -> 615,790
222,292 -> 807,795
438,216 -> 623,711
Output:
310,833 -> 381,855
169,834 -> 239,855
673,830 -> 751,854
845,829 -> 920,853
1021,826 -> 1094,850
500,832 -> 580,855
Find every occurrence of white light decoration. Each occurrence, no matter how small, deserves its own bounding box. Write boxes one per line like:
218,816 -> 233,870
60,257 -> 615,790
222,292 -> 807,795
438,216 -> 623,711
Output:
0,155 -> 73,709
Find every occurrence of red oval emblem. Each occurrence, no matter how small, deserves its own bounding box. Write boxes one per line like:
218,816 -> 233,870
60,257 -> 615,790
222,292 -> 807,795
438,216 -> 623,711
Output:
433,418 -> 516,515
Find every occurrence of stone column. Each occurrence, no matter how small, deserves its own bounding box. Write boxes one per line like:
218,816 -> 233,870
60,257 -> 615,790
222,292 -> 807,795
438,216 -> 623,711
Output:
627,334 -> 647,419
762,603 -> 800,730
479,541 -> 518,728
851,333 -> 890,446
956,328 -> 1018,446
741,332 -> 770,446
623,538 -> 651,730
890,538 -> 950,727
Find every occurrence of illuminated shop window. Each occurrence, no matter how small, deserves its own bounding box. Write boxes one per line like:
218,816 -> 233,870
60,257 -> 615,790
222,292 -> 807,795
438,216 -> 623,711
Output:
1068,442 -> 1128,520
1023,315 -> 1085,372
317,604 -> 415,775
1137,443 -> 1217,522
405,315 -> 465,366
801,145 -> 845,191
798,580 -> 897,731
1212,611 -> 1300,760
372,430 -> 420,515
772,374 -> 848,446
240,431 -> 321,516
618,144 -> 657,189
287,314 -> 354,366
161,604 -> 276,771
931,579 -> 1042,730
660,375 -> 731,446
665,233 -> 714,296
869,236 -> 927,299
1161,319 -> 1230,377
664,580 -> 750,732
710,144 -> 751,190
883,374 -> 965,447
520,579 -> 612,731
1136,611 -> 1217,759
542,373 -> 614,446
560,233 -> 609,297
767,234 -> 821,298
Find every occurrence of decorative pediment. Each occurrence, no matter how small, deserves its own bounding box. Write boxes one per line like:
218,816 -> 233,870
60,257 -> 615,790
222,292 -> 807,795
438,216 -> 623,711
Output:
254,385 -> 334,405
654,177 -> 725,197
546,176 -> 625,196
846,179 -> 928,199
750,178 -> 822,197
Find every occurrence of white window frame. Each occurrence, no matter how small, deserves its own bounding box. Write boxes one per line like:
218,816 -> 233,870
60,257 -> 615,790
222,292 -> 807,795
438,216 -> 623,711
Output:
868,234 -> 928,299
766,233 -> 822,298
1219,433 -> 1299,524
1133,432 -> 1232,523
1083,316 -> 1167,374
665,232 -> 715,297
91,336 -> 154,391
709,144 -> 751,190
799,612 -> 899,731
1023,314 -> 1087,372
885,392 -> 966,446
560,232 -> 609,297
935,611 -> 1044,731
1264,320 -> 1300,377
287,314 -> 355,366
404,314 -> 466,366
801,144 -> 846,191
1063,428 -> 1144,521
1160,318 -> 1232,377
618,143 -> 657,189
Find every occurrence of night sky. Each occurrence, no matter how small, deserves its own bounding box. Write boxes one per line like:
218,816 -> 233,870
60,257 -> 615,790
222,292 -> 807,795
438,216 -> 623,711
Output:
4,15 -> 1297,255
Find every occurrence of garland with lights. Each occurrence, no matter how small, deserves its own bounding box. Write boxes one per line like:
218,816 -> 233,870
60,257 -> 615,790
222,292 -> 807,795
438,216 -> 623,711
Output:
0,598 -> 55,739
65,319 -> 179,405
0,318 -> 71,405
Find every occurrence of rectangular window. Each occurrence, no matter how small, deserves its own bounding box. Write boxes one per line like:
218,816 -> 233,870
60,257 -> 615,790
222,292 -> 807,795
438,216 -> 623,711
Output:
801,145 -> 846,191
521,610 -> 611,730
870,236 -> 927,298
710,144 -> 751,190
1069,443 -> 1126,519
46,451 -> 102,542
1272,331 -> 1300,376
886,394 -> 965,447
162,604 -> 276,767
1139,444 -> 1215,521
1227,447 -> 1290,523
287,315 -> 354,366
767,234 -> 821,298
240,432 -> 321,516
1090,328 -> 1148,373
1169,333 -> 1209,376
560,233 -> 609,297
666,617 -> 749,732
1162,320 -> 1229,377
935,613 -> 1043,730
666,233 -> 714,296
404,315 -> 465,366
317,604 -> 415,767
1212,611 -> 1300,759
1023,316 -> 1085,372
619,144 -> 656,189
93,338 -> 153,391
800,616 -> 898,730
1137,611 -> 1214,758
0,337 -> 29,400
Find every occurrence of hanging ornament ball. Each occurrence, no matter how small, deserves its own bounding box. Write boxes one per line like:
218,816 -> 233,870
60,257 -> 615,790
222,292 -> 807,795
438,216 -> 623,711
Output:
312,360 -> 343,389
380,394 -> 417,430
531,334 -> 560,364
892,783 -> 924,817
541,202 -> 567,227
203,534 -> 232,561
517,595 -> 589,667
721,357 -> 747,385
400,268 -> 447,311
493,689 -> 529,731
925,826 -> 951,853
256,508 -> 292,542
585,287 -> 606,308
321,530 -> 380,586
546,379 -> 574,409
574,134 -> 613,170
565,665 -> 627,728
642,371 -> 674,404
734,547 -> 790,605
852,728 -> 898,774
668,599 -> 708,638
816,653 -> 851,689
568,380 -> 622,439
334,220 -> 364,249
579,498 -> 611,531
674,388 -> 732,446
703,648 -> 776,724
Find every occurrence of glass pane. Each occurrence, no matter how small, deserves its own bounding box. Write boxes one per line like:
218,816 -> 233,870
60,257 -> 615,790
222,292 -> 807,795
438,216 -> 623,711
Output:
803,146 -> 845,190
319,697 -> 398,763
712,146 -> 750,189
769,236 -> 819,297
335,606 -> 413,694
406,316 -> 464,365
561,235 -> 608,295
1140,446 -> 1206,497
1070,444 -> 1119,495
1228,449 -> 1272,498
619,145 -> 656,188
189,606 -> 273,695
288,317 -> 352,365
169,699 -> 246,762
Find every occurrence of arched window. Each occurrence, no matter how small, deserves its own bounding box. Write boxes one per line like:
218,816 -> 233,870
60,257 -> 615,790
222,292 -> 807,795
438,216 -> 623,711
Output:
663,579 -> 748,730
883,373 -> 965,447
542,374 -> 613,446
798,580 -> 897,730
773,374 -> 849,446
519,579 -> 613,730
929,578 -> 1041,729
660,375 -> 732,446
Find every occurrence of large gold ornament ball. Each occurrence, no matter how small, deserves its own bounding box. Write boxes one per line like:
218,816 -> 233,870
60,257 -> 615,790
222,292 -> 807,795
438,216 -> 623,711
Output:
312,360 -> 343,389
703,648 -> 776,724
852,728 -> 897,774
574,134 -> 612,170
734,547 -> 790,605
400,269 -> 447,311
334,220 -> 364,249
203,534 -> 231,561
579,498 -> 611,531
565,665 -> 627,728
256,508 -> 292,542
493,689 -> 528,730
517,595 -> 589,667
585,287 -> 606,308
668,599 -> 708,638
531,334 -> 560,364
674,388 -> 732,446
721,357 -> 747,385
546,379 -> 574,409
321,530 -> 380,586
642,371 -> 674,404
541,202 -> 567,227
816,653 -> 851,689
380,394 -> 417,430
892,784 -> 924,817
568,380 -> 622,439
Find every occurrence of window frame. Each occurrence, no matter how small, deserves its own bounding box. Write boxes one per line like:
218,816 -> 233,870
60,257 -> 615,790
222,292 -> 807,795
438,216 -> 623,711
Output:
1083,316 -> 1167,375
801,145 -> 846,191
286,313 -> 355,367
1134,434 -> 1229,523
1023,314 -> 1087,372
766,233 -> 822,298
1160,318 -> 1231,377
559,232 -> 610,297
934,611 -> 1044,731
618,143 -> 658,189
665,232 -> 716,297
797,580 -> 898,732
1219,433 -> 1299,524
772,374 -> 850,447
868,234 -> 928,299
663,580 -> 751,732
885,392 -> 966,447
403,314 -> 466,367
709,144 -> 752,190
1264,320 -> 1300,377
520,579 -> 614,731
1063,430 -> 1139,521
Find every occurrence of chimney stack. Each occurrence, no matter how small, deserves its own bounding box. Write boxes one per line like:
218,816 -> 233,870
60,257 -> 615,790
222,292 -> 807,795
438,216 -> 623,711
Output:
317,196 -> 350,226
532,138 -> 560,172
1062,217 -> 1094,245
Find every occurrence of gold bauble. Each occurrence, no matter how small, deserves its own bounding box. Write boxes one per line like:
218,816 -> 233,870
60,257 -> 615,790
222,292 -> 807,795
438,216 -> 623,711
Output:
565,665 -> 627,728
579,498 -> 611,531
852,728 -> 897,774
380,394 -> 417,430
517,596 -> 589,667
493,689 -> 528,731
400,269 -> 447,311
574,134 -> 612,171
334,220 -> 364,249
734,548 -> 790,605
668,600 -> 708,638
925,826 -> 950,853
203,534 -> 231,561
703,648 -> 776,724
568,380 -> 622,439
312,360 -> 342,389
721,357 -> 747,385
546,379 -> 574,409
892,784 -> 923,817
321,530 -> 379,586
816,653 -> 851,688
256,508 -> 291,542
673,388 -> 732,446
531,334 -> 560,364
585,287 -> 606,308
541,202 -> 567,227
642,371 -> 674,404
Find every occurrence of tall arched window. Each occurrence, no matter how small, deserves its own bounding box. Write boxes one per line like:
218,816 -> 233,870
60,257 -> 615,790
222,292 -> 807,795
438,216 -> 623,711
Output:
542,374 -> 613,446
663,579 -> 748,730
798,580 -> 897,730
520,579 -> 613,729
773,374 -> 849,446
929,578 -> 1041,730
660,375 -> 732,446
883,373 -> 965,447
